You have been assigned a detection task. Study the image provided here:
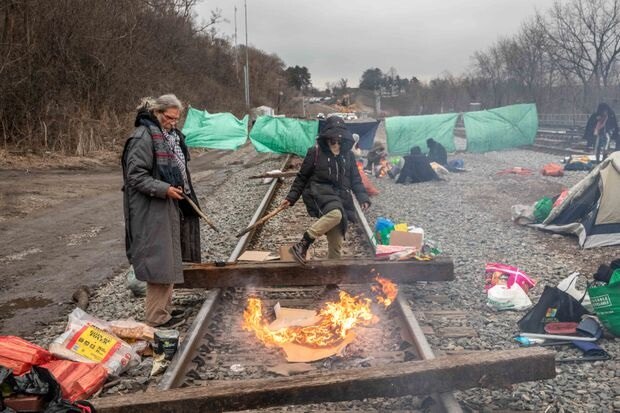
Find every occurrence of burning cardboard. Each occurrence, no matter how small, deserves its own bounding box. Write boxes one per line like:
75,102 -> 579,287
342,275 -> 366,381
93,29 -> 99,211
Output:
243,277 -> 398,363
279,332 -> 356,362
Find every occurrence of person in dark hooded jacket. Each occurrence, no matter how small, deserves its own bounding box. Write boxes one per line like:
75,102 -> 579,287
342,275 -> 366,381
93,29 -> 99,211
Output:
122,94 -> 201,328
280,116 -> 371,264
396,146 -> 439,184
583,103 -> 619,149
426,138 -> 448,166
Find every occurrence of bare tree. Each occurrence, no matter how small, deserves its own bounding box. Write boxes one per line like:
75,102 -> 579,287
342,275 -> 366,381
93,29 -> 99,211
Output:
473,41 -> 509,106
0,0 -> 291,153
539,0 -> 620,105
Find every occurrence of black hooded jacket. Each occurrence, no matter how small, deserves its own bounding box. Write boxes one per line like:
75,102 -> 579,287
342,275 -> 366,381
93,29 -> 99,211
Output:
427,139 -> 448,166
396,148 -> 439,184
285,124 -> 370,235
583,103 -> 619,146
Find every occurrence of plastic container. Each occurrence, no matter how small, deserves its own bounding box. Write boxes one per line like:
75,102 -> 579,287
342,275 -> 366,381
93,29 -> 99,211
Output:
154,329 -> 180,361
374,217 -> 395,245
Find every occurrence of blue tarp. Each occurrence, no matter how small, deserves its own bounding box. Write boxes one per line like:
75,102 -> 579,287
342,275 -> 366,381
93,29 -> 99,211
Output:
319,120 -> 380,150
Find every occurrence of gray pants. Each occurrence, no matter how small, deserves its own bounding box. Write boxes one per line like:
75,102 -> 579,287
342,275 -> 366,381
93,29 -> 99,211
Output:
307,209 -> 343,259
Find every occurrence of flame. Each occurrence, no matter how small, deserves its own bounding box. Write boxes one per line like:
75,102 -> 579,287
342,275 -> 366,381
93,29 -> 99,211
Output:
243,279 -> 399,349
243,291 -> 373,348
371,276 -> 399,307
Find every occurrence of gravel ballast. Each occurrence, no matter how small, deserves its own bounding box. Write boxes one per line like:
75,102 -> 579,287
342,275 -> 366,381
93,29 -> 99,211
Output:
26,144 -> 619,411
364,148 -> 619,412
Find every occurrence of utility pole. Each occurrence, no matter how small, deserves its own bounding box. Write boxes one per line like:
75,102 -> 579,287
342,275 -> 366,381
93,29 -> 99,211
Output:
244,0 -> 250,110
234,6 -> 239,79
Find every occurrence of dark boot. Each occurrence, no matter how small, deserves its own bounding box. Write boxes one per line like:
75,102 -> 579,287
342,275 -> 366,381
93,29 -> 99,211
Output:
290,232 -> 314,265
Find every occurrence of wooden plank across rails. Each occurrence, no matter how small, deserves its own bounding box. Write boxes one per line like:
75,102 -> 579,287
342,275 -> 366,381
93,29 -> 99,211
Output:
93,348 -> 555,413
179,256 -> 454,288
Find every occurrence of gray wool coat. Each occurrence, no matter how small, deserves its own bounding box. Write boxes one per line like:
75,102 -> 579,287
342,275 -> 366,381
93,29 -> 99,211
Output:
122,124 -> 201,285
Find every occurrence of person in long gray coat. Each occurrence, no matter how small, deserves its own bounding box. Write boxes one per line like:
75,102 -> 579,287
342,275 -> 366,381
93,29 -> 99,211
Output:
122,94 -> 201,328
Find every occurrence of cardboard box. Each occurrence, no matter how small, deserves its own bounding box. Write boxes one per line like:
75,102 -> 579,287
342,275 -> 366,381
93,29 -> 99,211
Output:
389,230 -> 423,250
237,250 -> 279,262
279,244 -> 312,262
279,245 -> 296,262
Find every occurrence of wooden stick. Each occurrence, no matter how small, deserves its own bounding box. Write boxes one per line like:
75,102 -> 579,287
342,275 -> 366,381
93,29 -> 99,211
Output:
236,204 -> 286,237
248,171 -> 298,179
182,194 -> 219,232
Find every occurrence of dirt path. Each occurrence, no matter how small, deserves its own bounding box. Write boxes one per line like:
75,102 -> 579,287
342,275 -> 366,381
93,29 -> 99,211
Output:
0,148 -> 243,337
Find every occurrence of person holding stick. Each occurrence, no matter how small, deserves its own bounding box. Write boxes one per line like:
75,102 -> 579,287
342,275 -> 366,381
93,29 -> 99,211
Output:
122,94 -> 202,328
280,116 -> 371,264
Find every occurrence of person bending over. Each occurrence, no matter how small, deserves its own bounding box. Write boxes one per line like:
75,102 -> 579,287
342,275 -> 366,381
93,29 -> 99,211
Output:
427,138 -> 448,166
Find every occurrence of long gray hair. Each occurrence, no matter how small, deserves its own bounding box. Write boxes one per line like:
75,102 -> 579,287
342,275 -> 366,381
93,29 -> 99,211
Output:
136,94 -> 184,113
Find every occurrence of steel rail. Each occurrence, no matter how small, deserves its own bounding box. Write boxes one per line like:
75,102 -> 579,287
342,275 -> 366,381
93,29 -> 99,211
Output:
158,154 -> 291,390
352,197 -> 463,413
161,158 -> 461,413
228,154 -> 292,263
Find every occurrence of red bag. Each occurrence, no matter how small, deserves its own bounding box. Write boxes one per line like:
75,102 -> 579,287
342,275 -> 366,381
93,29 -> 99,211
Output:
42,360 -> 108,402
357,161 -> 379,196
542,163 -> 564,177
553,189 -> 569,208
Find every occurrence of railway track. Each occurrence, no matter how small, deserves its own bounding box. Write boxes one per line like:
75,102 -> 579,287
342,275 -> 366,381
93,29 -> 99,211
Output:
529,129 -> 592,156
93,154 -> 555,413
158,154 -> 464,410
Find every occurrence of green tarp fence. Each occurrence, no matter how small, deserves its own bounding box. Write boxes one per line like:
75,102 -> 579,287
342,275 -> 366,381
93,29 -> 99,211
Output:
385,113 -> 458,156
463,103 -> 538,153
249,116 -> 319,157
182,107 -> 249,150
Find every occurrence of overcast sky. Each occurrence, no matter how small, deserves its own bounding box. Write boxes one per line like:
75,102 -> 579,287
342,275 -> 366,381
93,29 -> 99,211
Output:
196,0 -> 558,89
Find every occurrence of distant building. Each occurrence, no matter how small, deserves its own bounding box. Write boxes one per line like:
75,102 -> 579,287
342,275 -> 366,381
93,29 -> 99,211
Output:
252,106 -> 275,118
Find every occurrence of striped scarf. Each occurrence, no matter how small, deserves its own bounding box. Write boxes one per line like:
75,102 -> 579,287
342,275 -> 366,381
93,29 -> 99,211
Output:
162,129 -> 189,193
147,122 -> 185,190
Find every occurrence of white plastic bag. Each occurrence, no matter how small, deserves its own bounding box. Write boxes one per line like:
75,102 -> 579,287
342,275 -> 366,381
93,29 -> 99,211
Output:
49,308 -> 140,376
557,272 -> 592,311
487,284 -> 532,311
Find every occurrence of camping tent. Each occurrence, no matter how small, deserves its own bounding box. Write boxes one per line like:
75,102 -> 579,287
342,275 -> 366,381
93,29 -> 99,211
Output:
530,152 -> 620,248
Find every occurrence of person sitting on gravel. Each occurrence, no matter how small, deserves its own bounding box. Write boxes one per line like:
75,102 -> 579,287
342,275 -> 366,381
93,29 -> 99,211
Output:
365,141 -> 387,174
121,94 -> 202,328
280,116 -> 371,264
426,138 -> 448,166
396,146 -> 439,184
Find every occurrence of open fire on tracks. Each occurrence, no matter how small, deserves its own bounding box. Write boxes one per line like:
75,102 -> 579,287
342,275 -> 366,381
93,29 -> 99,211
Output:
242,276 -> 398,361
